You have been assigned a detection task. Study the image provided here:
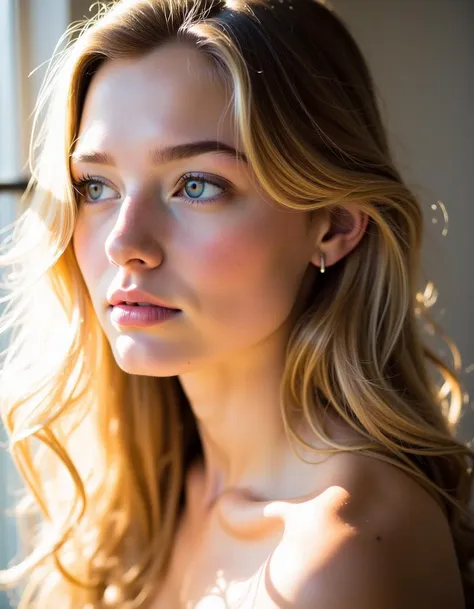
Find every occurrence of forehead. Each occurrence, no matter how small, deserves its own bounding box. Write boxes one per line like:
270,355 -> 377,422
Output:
76,41 -> 236,153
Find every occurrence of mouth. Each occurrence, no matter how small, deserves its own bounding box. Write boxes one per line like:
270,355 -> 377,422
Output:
109,303 -> 182,327
111,301 -> 181,311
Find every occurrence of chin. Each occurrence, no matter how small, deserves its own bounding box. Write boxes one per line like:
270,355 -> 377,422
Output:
110,334 -> 192,377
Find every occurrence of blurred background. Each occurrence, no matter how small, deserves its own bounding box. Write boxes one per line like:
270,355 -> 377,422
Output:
0,1 -> 473,606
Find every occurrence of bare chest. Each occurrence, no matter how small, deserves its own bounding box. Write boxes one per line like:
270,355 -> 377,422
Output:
150,497 -> 325,609
152,525 -> 277,607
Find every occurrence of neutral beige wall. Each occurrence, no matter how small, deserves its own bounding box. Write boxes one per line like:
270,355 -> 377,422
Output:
70,0 -> 94,23
332,0 -> 474,441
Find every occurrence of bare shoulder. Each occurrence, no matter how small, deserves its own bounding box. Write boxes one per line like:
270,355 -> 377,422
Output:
273,451 -> 465,609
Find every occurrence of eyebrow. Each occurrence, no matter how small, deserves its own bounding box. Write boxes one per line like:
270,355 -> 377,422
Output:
70,140 -> 248,167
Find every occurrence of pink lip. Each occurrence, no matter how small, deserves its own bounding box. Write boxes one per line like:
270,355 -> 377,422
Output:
110,304 -> 181,327
108,288 -> 179,309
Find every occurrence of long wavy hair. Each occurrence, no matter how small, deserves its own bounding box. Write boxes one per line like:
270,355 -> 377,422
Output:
1,0 -> 473,607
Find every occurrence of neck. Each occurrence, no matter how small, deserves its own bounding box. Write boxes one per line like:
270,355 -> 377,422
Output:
178,330 -> 301,509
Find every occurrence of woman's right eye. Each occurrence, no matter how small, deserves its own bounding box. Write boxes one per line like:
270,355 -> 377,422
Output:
73,176 -> 119,205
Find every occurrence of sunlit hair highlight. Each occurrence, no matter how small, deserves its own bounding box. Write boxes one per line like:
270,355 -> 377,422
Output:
1,1 -> 473,607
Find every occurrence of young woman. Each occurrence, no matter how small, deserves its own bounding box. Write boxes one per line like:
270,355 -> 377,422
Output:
0,1 -> 473,607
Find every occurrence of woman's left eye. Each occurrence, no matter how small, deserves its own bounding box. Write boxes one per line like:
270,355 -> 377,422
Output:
174,174 -> 228,205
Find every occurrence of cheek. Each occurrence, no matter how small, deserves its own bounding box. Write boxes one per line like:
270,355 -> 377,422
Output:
72,218 -> 107,297
182,213 -> 306,315
197,231 -> 259,282
184,223 -> 270,288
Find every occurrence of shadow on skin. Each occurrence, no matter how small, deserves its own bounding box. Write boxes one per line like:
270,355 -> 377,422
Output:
264,553 -> 298,609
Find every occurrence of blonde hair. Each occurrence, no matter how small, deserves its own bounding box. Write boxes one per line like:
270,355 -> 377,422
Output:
1,0 -> 473,607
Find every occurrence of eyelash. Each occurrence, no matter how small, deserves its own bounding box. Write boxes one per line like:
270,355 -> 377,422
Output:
72,172 -> 231,207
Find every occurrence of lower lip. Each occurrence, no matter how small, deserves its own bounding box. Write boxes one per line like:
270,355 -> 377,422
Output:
109,304 -> 181,327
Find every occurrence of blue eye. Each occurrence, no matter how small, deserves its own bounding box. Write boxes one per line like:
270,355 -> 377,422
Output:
176,174 -> 228,206
184,179 -> 206,199
73,175 -> 119,205
86,182 -> 105,201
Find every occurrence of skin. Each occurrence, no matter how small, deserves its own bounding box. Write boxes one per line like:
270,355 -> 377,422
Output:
71,42 -> 464,608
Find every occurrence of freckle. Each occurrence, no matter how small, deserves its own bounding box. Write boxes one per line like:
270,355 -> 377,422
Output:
376,535 -> 382,542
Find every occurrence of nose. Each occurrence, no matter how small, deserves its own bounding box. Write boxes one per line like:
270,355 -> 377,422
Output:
104,195 -> 165,270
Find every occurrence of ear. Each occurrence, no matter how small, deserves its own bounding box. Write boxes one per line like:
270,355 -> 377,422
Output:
310,206 -> 368,270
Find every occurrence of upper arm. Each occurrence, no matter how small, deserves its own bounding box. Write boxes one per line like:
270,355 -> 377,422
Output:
273,458 -> 465,609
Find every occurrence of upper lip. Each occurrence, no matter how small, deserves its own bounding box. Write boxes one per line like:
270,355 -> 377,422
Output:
108,288 -> 180,309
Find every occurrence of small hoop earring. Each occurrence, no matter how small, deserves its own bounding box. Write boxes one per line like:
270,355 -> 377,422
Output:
320,252 -> 326,274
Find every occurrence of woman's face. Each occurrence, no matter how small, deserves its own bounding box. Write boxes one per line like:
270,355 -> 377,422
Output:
72,42 -> 323,377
